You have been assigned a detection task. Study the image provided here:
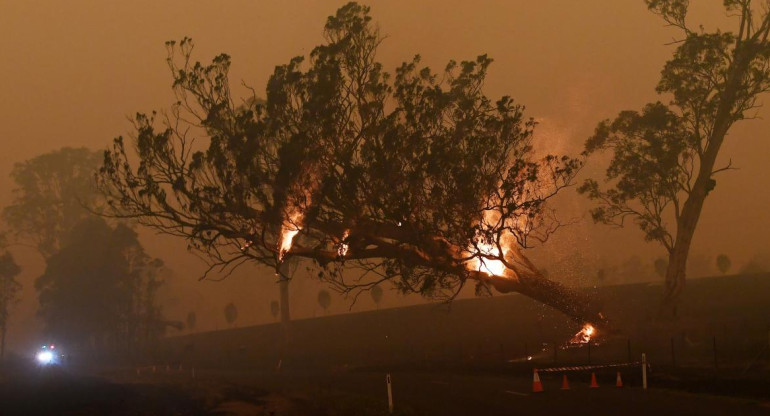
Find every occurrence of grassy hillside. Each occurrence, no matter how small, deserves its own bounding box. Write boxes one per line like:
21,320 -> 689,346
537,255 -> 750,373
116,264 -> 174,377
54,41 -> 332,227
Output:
161,273 -> 770,372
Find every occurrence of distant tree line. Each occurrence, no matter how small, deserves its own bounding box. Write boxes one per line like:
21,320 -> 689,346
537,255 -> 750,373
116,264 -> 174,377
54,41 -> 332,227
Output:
2,148 -> 172,358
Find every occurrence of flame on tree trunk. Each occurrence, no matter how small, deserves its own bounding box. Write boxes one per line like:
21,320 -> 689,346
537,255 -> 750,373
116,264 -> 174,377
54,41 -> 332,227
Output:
468,247 -> 607,330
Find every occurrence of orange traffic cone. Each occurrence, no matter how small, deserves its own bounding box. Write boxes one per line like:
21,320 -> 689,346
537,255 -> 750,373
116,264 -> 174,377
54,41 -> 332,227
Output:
561,373 -> 570,390
532,369 -> 544,393
589,372 -> 599,388
616,371 -> 623,388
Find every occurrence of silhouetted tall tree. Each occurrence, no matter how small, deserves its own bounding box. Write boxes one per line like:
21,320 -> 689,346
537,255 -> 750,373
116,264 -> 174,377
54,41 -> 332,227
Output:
224,302 -> 238,327
270,300 -> 280,322
581,0 -> 770,315
4,147 -> 102,259
0,240 -> 21,360
186,311 -> 197,332
98,3 -> 604,327
716,254 -> 731,275
36,218 -> 165,355
317,289 -> 331,314
370,284 -> 383,309
596,269 -> 606,286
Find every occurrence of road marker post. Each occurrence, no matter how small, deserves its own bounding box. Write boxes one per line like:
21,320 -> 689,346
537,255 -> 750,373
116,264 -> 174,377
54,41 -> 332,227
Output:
642,353 -> 647,390
627,339 -> 632,362
386,373 -> 394,414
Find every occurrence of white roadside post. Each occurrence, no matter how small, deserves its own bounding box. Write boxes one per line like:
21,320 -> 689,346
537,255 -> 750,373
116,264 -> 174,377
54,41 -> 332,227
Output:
386,373 -> 394,414
642,353 -> 647,390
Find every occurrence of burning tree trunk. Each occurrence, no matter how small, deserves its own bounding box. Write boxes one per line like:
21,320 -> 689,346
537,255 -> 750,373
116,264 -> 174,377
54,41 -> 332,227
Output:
281,219 -> 607,331
483,272 -> 606,328
278,278 -> 291,324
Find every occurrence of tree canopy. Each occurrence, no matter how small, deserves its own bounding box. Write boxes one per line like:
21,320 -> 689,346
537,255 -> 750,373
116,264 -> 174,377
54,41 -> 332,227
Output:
99,3 -> 602,327
36,218 -> 166,354
224,302 -> 238,326
581,0 -> 770,311
716,254 -> 731,274
186,311 -> 197,331
4,147 -> 103,258
0,238 -> 21,359
370,284 -> 383,307
317,289 -> 332,313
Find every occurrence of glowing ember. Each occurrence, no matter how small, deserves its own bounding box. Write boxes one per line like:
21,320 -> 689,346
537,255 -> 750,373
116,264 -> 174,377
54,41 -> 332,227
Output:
240,239 -> 253,251
337,229 -> 350,258
569,323 -> 596,344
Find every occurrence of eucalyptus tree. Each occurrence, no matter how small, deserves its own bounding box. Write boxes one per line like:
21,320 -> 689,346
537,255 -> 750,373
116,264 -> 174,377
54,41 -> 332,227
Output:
0,238 -> 21,360
716,254 -> 731,274
317,289 -> 331,314
99,3 -> 604,327
270,300 -> 280,322
186,311 -> 197,331
224,302 -> 238,327
581,0 -> 770,314
36,218 -> 166,354
370,284 -> 383,309
4,147 -> 103,259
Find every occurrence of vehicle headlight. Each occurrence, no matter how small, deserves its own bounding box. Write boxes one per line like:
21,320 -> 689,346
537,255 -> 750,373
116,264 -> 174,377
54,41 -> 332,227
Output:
36,351 -> 54,364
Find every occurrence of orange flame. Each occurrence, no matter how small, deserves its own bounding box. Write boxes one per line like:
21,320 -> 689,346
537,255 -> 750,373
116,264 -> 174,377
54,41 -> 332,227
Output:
337,229 -> 350,258
276,161 -> 320,263
277,210 -> 303,262
569,324 -> 596,344
465,208 -> 511,277
467,238 -> 507,276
